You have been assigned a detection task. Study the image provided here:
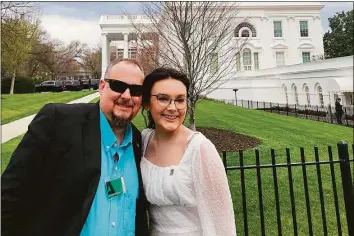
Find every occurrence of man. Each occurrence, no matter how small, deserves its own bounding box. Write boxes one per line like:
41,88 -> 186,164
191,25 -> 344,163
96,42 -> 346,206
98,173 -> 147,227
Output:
335,97 -> 344,124
1,59 -> 149,236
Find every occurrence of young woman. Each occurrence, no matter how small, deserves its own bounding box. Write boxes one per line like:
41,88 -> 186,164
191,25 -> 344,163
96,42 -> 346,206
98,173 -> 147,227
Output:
140,67 -> 237,236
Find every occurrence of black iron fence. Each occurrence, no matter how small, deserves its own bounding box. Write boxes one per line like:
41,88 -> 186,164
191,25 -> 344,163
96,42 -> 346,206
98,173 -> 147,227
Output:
221,142 -> 354,236
220,99 -> 354,127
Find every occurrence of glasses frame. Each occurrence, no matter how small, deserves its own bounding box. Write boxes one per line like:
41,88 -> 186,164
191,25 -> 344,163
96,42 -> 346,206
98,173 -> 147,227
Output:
151,94 -> 187,110
104,78 -> 143,97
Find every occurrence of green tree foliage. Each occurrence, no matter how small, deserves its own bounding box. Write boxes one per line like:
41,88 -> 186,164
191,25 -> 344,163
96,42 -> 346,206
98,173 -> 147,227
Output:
323,10 -> 353,59
1,17 -> 40,94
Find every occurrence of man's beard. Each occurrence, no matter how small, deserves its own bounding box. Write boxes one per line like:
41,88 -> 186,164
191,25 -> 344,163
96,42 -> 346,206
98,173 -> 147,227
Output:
110,113 -> 131,129
110,99 -> 135,129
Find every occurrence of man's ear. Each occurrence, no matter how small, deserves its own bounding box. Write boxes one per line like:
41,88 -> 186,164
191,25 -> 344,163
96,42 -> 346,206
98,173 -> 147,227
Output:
99,79 -> 105,95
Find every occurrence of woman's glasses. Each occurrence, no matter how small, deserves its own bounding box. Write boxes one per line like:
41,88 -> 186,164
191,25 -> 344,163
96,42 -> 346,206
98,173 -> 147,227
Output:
151,94 -> 187,110
104,78 -> 143,97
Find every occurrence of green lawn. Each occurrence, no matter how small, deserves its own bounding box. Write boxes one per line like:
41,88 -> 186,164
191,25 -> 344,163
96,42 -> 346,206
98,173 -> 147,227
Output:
1,91 -> 96,124
2,98 -> 353,236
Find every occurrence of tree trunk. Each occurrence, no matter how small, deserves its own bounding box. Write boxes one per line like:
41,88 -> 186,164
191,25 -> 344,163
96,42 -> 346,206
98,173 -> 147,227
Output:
188,105 -> 196,131
9,69 -> 16,94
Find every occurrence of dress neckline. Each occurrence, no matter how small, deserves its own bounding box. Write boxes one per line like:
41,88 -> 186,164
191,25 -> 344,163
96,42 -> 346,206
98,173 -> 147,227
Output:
142,130 -> 199,169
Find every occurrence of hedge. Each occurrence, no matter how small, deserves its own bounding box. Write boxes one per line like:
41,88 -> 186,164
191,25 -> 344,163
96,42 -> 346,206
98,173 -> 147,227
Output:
1,76 -> 36,94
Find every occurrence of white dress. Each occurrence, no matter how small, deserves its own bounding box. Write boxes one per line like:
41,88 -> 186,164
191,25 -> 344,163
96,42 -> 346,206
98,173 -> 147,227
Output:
141,129 -> 237,236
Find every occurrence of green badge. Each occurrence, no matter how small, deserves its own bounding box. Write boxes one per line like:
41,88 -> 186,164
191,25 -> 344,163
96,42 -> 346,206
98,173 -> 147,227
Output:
105,176 -> 126,199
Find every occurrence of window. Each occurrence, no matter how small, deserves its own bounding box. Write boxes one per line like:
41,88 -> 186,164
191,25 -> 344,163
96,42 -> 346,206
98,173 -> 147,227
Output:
292,84 -> 299,105
129,48 -> 137,59
300,21 -> 308,37
210,53 -> 219,74
273,21 -> 282,37
283,85 -> 288,104
235,22 -> 257,37
241,29 -> 250,37
243,49 -> 252,71
317,85 -> 324,107
117,49 -> 124,60
302,52 -> 311,63
236,53 -> 241,71
304,85 -> 310,105
254,52 -> 259,70
110,51 -> 116,62
276,52 -> 285,67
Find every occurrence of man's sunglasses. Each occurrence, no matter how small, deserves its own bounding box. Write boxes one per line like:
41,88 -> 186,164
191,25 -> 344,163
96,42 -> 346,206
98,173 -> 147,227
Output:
104,78 -> 143,97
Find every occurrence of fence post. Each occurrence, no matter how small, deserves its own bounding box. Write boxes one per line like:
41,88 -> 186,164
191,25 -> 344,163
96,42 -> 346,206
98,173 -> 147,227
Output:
257,101 -> 259,109
295,104 -> 297,117
222,151 -> 227,173
328,105 -> 333,124
263,102 -> 265,111
305,105 -> 308,119
270,102 -> 273,113
317,105 -> 320,121
248,100 -> 250,109
344,108 -> 349,126
337,141 -> 354,236
286,103 -> 289,116
242,99 -> 244,107
277,103 -> 279,114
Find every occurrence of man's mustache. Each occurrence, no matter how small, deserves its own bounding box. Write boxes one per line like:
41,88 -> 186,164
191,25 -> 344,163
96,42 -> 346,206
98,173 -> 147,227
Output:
115,99 -> 134,108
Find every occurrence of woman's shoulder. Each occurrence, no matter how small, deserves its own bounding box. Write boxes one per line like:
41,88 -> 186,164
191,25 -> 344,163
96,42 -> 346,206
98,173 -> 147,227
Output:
141,128 -> 154,139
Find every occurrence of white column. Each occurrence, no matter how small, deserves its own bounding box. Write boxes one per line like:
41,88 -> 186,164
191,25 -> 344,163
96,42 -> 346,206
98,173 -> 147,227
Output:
101,33 -> 109,79
123,33 -> 129,58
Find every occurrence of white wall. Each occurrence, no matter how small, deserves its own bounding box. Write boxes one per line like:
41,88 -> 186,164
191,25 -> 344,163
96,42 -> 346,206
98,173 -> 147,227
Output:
207,56 -> 353,107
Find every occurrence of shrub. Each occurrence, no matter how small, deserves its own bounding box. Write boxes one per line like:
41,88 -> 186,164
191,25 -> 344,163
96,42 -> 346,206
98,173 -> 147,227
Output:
1,76 -> 36,94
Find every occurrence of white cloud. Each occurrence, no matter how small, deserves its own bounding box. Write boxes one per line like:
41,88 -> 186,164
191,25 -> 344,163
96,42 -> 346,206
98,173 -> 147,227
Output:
40,14 -> 101,48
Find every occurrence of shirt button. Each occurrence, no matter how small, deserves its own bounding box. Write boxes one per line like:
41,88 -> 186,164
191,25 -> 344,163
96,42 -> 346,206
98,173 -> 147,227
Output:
112,221 -> 115,227
106,146 -> 110,150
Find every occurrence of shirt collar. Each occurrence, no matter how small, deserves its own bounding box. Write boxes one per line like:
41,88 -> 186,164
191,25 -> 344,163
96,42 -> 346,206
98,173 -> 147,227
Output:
100,109 -> 132,152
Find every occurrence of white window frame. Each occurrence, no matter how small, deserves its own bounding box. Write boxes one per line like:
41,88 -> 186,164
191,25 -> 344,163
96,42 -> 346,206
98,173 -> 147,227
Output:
210,53 -> 219,74
273,21 -> 282,37
316,85 -> 324,107
236,53 -> 241,71
302,52 -> 311,63
275,52 -> 285,67
254,52 -> 259,70
292,84 -> 299,105
243,49 -> 252,71
303,84 -> 310,105
299,20 -> 309,37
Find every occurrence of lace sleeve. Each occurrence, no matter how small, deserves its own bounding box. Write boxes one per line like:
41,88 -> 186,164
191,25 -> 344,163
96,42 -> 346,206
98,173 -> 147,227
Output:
141,128 -> 153,155
192,138 -> 237,236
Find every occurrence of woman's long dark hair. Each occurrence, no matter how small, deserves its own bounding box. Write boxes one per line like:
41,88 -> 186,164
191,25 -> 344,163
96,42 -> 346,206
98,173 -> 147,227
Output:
142,67 -> 190,129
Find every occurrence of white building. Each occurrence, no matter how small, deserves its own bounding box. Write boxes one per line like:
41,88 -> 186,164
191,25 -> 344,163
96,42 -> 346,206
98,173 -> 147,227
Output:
99,2 -> 353,107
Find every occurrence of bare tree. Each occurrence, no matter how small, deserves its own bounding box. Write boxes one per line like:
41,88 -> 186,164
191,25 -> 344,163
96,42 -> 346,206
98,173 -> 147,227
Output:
1,2 -> 39,22
34,40 -> 85,80
129,2 -> 245,130
81,46 -> 102,80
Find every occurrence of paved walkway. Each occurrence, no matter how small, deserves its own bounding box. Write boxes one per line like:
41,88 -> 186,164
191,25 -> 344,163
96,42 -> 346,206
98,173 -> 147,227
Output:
1,92 -> 100,144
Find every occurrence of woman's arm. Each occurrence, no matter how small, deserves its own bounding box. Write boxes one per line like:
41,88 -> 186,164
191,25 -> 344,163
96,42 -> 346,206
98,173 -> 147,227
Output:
192,138 -> 237,236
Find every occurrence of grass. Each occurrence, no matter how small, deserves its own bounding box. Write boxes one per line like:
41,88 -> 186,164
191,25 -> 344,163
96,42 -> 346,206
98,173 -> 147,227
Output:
1,91 -> 96,124
2,98 -> 353,236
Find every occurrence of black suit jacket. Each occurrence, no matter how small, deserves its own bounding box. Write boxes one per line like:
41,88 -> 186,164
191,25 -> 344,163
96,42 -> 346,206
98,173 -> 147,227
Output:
1,103 -> 149,236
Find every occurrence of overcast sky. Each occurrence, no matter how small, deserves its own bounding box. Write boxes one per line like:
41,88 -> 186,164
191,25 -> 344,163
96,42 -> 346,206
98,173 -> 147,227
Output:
39,1 -> 353,48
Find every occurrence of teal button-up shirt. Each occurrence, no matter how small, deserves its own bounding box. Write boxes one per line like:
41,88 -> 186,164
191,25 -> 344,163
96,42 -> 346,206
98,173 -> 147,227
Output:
80,110 -> 139,236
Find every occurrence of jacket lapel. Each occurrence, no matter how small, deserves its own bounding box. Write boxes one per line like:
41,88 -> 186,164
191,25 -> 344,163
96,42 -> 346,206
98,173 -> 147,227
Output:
77,103 -> 102,233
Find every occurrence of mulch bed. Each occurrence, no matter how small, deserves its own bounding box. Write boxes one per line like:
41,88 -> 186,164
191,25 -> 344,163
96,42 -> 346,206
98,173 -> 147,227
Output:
197,127 -> 262,152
